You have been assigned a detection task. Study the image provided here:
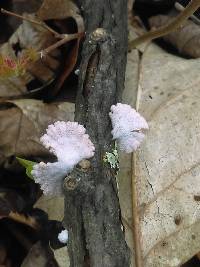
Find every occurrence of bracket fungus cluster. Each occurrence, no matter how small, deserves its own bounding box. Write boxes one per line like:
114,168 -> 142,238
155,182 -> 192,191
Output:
31,104 -> 148,195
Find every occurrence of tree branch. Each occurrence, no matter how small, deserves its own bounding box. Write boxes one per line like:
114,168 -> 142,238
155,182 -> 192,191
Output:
40,32 -> 84,57
63,1 -> 130,266
1,8 -> 62,38
129,0 -> 200,48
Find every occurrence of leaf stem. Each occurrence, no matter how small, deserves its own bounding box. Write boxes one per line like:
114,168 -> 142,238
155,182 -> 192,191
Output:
129,0 -> 200,48
131,52 -> 145,267
131,153 -> 143,267
1,8 -> 84,58
41,32 -> 84,56
1,8 -> 62,38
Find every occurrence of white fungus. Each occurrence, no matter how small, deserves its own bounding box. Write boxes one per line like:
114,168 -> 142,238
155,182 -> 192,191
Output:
74,69 -> 80,75
31,121 -> 95,195
109,103 -> 148,153
58,229 -> 68,244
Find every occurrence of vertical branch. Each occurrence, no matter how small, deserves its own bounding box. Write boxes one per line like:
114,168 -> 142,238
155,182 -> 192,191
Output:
131,53 -> 145,267
131,153 -> 143,267
64,1 -> 130,266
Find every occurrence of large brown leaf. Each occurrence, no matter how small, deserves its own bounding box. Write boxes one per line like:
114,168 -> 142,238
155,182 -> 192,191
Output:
37,0 -> 70,20
119,42 -> 200,266
21,241 -> 58,267
0,100 -> 74,165
37,0 -> 84,29
37,0 -> 84,96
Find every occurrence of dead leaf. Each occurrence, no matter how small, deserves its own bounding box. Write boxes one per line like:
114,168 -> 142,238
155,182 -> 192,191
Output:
1,1 -> 84,99
128,0 -> 135,20
37,0 -> 84,31
119,42 -> 200,266
0,245 -> 7,265
7,0 -> 43,31
35,195 -> 70,266
35,187 -> 71,266
0,189 -> 25,218
8,211 -> 39,229
35,195 -> 64,221
40,1 -> 84,96
0,13 -> 60,98
0,187 -> 40,230
37,0 -> 70,20
21,241 -> 59,267
52,36 -> 81,97
54,247 -> 69,267
0,100 -> 74,166
149,14 -> 200,58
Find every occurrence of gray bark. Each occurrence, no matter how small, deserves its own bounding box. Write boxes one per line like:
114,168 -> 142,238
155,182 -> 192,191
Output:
63,1 -> 130,266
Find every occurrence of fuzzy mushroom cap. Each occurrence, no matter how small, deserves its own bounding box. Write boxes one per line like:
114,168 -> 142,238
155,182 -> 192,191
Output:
109,103 -> 148,153
32,121 -> 95,196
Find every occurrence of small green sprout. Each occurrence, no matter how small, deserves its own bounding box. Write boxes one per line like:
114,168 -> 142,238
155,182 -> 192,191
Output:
16,157 -> 37,180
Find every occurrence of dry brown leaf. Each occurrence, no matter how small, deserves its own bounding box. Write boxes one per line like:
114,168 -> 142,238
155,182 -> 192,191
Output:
0,1 -> 84,99
8,0 -> 43,31
0,245 -> 7,265
35,195 -> 70,267
0,187 -> 40,229
8,211 -> 39,229
149,14 -> 200,58
52,36 -> 81,97
0,14 -> 60,98
0,189 -> 25,218
41,1 -> 84,96
37,0 -> 70,20
37,0 -> 84,32
21,241 -> 58,267
54,247 -> 69,267
119,42 -> 200,266
0,100 -> 74,165
128,0 -> 135,20
37,0 -> 84,33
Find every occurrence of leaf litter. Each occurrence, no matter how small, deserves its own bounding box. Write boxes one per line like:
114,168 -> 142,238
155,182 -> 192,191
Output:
119,34 -> 200,266
1,0 -> 200,266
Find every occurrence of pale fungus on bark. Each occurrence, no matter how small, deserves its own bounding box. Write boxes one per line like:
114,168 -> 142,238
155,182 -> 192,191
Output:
109,103 -> 149,153
31,121 -> 95,195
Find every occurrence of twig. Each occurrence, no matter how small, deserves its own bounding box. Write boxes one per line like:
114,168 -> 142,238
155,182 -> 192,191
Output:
1,7 -> 84,60
131,153 -> 143,267
1,8 -> 62,38
129,0 -> 200,48
131,51 -> 145,267
40,32 -> 84,57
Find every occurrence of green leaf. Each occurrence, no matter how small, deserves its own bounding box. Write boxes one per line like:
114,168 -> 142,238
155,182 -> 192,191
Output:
16,157 -> 37,180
